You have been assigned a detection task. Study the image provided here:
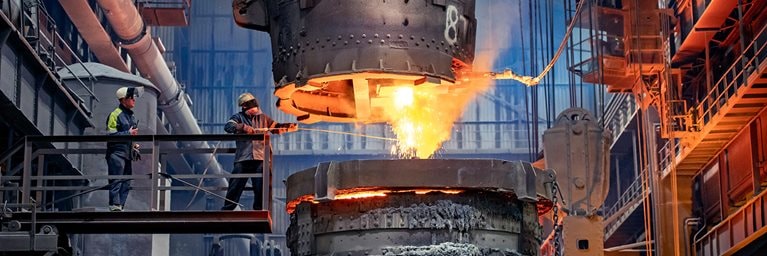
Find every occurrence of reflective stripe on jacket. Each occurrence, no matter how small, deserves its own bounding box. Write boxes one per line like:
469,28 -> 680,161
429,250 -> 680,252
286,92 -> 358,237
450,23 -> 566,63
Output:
106,104 -> 136,159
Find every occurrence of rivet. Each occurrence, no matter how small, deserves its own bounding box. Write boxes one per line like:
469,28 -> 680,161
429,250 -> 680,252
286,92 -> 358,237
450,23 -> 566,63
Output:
374,33 -> 379,38
356,40 -> 361,44
387,34 -> 391,38
362,34 -> 367,38
399,34 -> 404,39
350,34 -> 354,39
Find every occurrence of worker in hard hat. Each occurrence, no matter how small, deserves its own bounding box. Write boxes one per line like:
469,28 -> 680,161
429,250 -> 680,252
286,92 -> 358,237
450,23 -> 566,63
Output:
105,87 -> 140,212
221,93 -> 298,210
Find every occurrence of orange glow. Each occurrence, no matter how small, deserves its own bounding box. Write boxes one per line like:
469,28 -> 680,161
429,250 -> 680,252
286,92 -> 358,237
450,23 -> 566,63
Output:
286,188 -> 464,213
333,191 -> 389,200
382,79 -> 495,158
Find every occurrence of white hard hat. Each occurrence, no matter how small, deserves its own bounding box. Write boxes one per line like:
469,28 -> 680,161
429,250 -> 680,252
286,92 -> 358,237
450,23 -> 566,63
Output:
116,87 -> 139,99
237,93 -> 257,106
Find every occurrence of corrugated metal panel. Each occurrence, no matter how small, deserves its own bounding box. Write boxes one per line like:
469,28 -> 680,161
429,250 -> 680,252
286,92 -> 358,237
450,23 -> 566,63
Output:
190,17 -> 213,50
191,0 -> 218,16
0,47 -> 17,99
213,17 -> 251,51
152,26 -> 176,53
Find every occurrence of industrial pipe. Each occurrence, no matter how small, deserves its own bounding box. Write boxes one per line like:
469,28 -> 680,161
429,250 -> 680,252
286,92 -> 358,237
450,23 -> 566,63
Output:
94,0 -> 228,194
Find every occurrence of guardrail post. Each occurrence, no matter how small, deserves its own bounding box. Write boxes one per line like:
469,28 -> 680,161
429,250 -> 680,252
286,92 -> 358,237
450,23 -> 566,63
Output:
151,137 -> 160,210
263,134 -> 271,212
36,154 -> 44,205
160,157 -> 168,211
22,137 -> 32,204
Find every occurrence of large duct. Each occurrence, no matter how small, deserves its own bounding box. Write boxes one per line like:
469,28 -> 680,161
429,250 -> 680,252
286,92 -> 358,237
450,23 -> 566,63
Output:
92,0 -> 228,196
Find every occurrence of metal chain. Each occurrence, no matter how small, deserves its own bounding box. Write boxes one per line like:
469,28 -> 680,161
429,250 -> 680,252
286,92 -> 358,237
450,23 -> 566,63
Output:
552,181 -> 562,256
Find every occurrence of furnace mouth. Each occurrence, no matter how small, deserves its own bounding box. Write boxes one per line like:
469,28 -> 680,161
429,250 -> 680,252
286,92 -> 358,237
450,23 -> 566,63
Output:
285,159 -> 557,214
286,187 -> 554,215
275,71 -> 471,124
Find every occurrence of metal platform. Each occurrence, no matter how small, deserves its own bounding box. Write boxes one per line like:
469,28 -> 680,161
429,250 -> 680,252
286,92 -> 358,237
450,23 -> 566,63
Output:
11,210 -> 271,234
662,23 -> 767,177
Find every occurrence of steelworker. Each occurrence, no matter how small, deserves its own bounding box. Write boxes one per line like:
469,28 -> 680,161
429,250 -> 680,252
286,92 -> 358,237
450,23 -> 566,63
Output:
105,87 -> 140,212
221,93 -> 297,210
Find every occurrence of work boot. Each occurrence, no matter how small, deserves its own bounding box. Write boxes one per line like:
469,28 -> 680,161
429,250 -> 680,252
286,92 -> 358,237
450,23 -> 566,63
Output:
109,205 -> 123,212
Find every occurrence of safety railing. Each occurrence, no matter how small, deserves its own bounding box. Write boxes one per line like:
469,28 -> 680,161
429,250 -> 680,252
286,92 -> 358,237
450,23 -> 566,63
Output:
658,139 -> 681,173
604,168 -> 647,222
603,168 -> 649,238
10,0 -> 98,111
0,134 -> 272,213
695,183 -> 767,255
602,93 -> 639,146
694,21 -> 767,129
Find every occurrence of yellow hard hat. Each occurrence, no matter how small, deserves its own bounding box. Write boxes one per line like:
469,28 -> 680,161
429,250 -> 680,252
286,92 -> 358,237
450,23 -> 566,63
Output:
237,93 -> 257,106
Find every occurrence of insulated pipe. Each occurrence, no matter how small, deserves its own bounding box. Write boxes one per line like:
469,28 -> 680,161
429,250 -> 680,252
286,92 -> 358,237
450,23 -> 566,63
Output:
95,0 -> 228,191
57,0 -> 129,72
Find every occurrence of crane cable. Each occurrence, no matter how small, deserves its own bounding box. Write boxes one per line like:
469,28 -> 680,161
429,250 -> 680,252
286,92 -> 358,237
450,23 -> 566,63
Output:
297,127 -> 398,141
493,0 -> 587,86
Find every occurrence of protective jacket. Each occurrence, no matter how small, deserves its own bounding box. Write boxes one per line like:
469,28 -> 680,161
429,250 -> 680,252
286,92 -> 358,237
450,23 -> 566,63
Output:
225,110 -> 287,162
106,104 -> 137,159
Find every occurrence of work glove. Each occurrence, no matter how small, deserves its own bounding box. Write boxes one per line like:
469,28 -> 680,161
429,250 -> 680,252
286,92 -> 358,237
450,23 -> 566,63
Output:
286,123 -> 298,133
243,125 -> 269,134
131,144 -> 141,161
234,123 -> 254,134
242,125 -> 257,134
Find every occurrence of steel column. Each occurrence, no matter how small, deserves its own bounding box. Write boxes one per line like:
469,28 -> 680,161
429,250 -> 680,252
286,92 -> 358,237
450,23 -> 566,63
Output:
21,138 -> 31,204
151,139 -> 159,210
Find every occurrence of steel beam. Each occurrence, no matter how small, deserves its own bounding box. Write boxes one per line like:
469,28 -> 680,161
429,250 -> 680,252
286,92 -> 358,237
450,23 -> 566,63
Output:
11,211 -> 271,234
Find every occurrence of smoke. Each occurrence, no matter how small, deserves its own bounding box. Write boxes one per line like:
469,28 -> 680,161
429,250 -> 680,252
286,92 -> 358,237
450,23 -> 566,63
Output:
383,0 -> 520,159
473,0 -> 520,71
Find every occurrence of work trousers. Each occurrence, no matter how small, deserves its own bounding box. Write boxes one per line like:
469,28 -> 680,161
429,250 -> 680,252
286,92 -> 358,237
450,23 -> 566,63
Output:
106,153 -> 132,206
221,160 -> 263,210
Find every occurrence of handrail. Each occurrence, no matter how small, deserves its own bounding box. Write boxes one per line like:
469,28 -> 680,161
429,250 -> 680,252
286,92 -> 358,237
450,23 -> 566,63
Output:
658,139 -> 681,172
8,0 -> 99,110
604,168 -> 647,220
37,32 -> 96,102
9,134 -> 274,212
694,181 -> 767,254
0,139 -> 25,164
33,1 -> 98,102
695,22 -> 767,127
